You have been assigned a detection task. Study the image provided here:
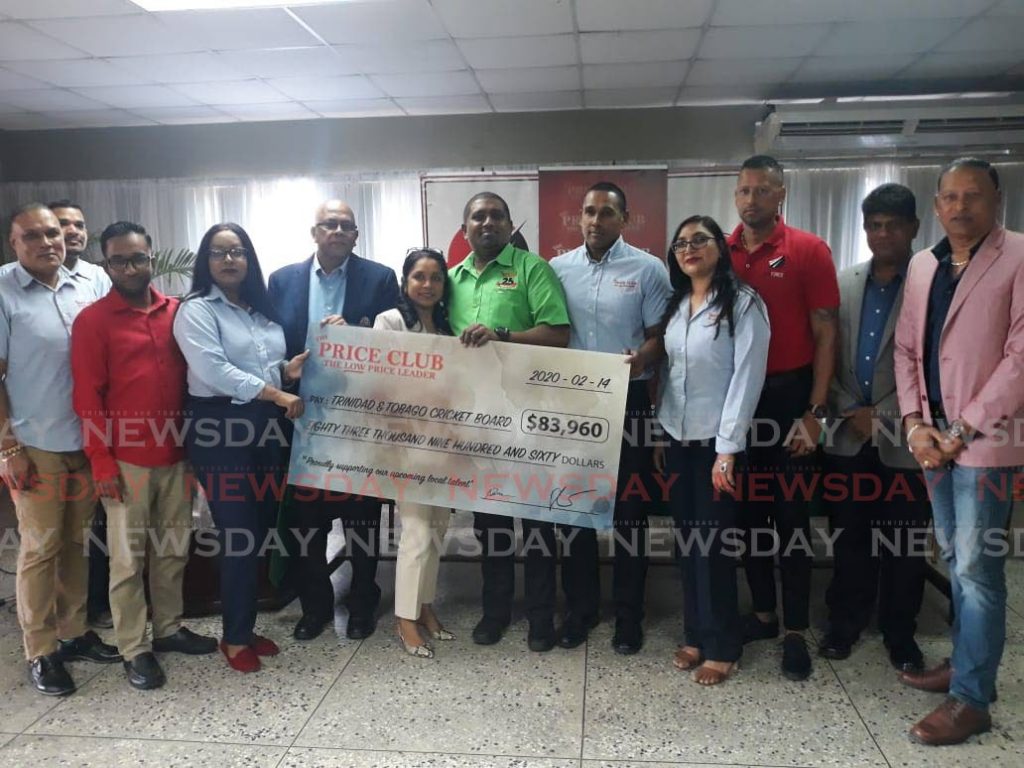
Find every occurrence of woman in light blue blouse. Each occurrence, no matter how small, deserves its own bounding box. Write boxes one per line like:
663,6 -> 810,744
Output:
654,214 -> 770,686
173,223 -> 308,673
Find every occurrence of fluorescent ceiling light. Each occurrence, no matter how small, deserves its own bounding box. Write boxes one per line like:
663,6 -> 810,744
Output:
130,0 -> 342,10
836,91 -> 1012,103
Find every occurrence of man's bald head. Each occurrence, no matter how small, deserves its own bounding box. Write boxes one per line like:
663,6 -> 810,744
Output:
312,199 -> 359,267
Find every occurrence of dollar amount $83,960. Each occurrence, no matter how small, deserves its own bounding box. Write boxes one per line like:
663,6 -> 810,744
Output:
521,410 -> 610,443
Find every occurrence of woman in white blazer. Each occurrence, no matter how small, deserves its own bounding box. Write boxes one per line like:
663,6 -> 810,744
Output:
374,248 -> 456,658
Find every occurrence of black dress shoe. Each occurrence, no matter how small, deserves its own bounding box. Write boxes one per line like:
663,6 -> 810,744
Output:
885,637 -> 925,673
741,614 -> 779,644
818,632 -> 854,660
612,619 -> 643,655
471,616 -> 509,645
558,613 -> 599,649
124,652 -> 166,690
782,633 -> 812,681
153,627 -> 218,655
528,619 -> 556,652
28,654 -> 75,696
57,630 -> 122,664
293,614 -> 331,641
346,612 -> 378,640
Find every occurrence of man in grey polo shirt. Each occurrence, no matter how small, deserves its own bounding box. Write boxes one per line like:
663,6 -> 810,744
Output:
550,182 -> 672,654
0,203 -> 120,697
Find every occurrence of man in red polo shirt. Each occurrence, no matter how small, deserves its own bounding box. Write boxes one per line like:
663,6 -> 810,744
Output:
728,155 -> 839,681
72,221 -> 217,691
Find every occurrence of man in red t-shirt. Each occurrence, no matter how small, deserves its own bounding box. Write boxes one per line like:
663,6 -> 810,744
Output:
72,221 -> 217,691
727,155 -> 839,681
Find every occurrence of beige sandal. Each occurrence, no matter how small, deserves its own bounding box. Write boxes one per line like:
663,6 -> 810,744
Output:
673,645 -> 703,671
692,660 -> 739,686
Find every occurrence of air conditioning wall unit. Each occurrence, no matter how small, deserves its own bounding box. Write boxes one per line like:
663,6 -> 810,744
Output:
755,101 -> 1024,156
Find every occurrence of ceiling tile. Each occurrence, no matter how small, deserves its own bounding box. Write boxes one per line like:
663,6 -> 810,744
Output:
372,71 -> 480,98
490,90 -> 582,112
0,66 -> 47,90
218,102 -> 319,121
686,57 -> 802,85
217,48 -> 359,79
900,50 -> 1024,79
342,40 -> 464,75
304,99 -> 405,118
154,8 -> 321,51
0,21 -> 88,60
73,84 -> 199,109
816,20 -> 964,56
698,24 -> 830,58
0,112 -> 70,130
788,55 -> 918,83
477,66 -> 579,94
585,87 -> 678,108
581,30 -> 701,64
396,94 -> 492,115
39,109 -> 155,128
131,105 -> 237,125
711,0 -> 992,25
0,0 -> 137,19
268,75 -> 383,101
0,87 -> 108,111
432,0 -> 573,38
582,61 -> 688,89
106,53 -> 246,84
293,0 -> 447,43
676,85 -> 769,105
577,0 -> 713,31
28,14 -> 203,56
4,58 -> 147,87
943,16 -> 1024,51
172,80 -> 291,105
457,34 -> 576,69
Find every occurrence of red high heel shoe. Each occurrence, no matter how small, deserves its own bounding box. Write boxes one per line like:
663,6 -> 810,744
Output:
220,640 -> 260,673
250,635 -> 280,657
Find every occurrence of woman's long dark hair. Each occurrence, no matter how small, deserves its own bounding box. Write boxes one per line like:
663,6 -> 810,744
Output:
661,214 -> 742,339
397,248 -> 452,335
185,222 -> 280,324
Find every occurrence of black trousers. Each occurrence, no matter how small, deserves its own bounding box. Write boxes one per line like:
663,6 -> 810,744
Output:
559,381 -> 653,624
667,439 -> 742,663
474,513 -> 555,624
823,445 -> 932,643
187,398 -> 287,645
86,503 -> 110,616
290,491 -> 382,620
739,366 -> 815,631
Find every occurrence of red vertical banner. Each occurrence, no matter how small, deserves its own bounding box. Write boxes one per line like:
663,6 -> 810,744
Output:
538,168 -> 667,261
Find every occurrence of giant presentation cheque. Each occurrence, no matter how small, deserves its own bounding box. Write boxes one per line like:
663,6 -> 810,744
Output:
289,324 -> 630,529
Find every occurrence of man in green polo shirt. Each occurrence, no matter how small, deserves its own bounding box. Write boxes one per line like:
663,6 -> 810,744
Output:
449,191 -> 570,651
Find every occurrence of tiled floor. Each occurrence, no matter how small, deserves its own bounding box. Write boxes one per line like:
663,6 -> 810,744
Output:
0,520 -> 1022,768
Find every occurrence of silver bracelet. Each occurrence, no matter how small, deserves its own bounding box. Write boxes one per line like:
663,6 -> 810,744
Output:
905,423 -> 923,443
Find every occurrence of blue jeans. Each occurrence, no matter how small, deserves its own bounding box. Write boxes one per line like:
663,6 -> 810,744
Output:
926,463 -> 1018,710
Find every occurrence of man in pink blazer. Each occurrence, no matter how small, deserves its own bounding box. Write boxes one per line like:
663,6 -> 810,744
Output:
894,157 -> 1024,746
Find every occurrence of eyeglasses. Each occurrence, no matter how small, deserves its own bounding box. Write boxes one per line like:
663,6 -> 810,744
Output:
316,219 -> 358,233
671,235 -> 714,252
405,247 -> 445,259
209,247 -> 249,261
106,254 -> 152,271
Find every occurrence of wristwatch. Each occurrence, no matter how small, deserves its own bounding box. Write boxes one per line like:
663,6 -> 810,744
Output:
808,404 -> 828,424
946,419 -> 973,444
494,326 -> 511,342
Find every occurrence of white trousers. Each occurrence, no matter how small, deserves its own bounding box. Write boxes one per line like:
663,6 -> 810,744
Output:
394,502 -> 451,620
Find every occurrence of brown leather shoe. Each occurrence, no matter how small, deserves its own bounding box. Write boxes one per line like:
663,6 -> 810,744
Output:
900,658 -> 951,692
909,696 -> 991,746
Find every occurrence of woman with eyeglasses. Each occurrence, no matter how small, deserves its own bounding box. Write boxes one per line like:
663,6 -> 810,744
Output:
653,215 -> 770,685
373,248 -> 456,658
173,222 -> 309,673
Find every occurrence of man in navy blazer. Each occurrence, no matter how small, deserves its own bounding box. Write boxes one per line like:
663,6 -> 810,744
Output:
268,199 -> 400,641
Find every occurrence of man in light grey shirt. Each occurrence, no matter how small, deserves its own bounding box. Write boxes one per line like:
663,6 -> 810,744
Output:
0,203 -> 121,698
549,181 -> 671,654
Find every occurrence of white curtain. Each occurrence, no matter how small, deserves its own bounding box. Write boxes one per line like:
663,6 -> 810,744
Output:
0,173 -> 422,294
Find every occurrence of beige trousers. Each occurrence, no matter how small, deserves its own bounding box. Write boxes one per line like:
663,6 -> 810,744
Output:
394,502 -> 450,620
101,460 -> 192,660
14,447 -> 95,660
